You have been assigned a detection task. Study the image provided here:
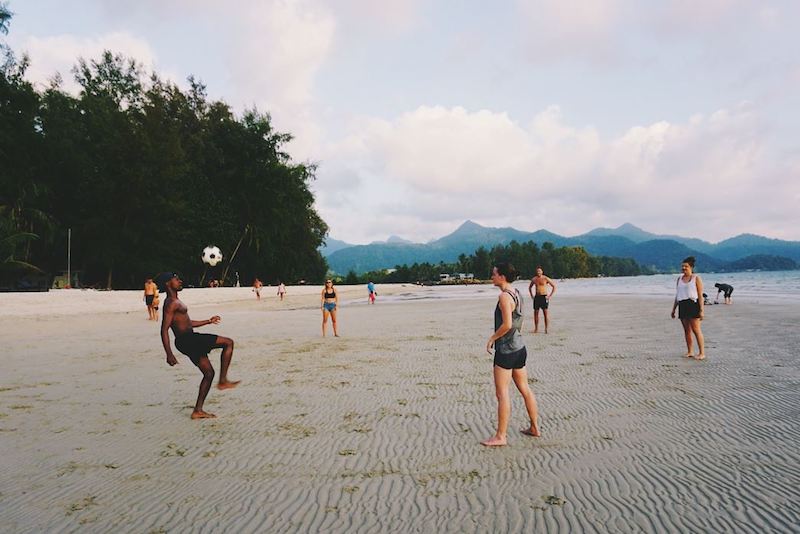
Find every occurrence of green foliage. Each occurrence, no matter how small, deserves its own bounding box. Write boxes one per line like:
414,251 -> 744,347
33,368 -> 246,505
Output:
352,241 -> 646,284
344,270 -> 359,285
0,48 -> 328,288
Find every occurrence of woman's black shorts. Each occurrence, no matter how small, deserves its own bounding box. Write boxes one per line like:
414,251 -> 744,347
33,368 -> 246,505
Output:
678,299 -> 701,319
494,347 -> 528,370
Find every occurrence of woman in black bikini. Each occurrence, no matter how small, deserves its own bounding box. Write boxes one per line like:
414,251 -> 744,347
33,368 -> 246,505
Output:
320,279 -> 340,337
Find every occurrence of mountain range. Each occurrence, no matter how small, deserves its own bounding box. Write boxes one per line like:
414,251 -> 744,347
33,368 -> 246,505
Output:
323,221 -> 800,274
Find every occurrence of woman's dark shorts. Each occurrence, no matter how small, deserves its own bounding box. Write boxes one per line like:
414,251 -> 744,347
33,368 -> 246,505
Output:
145,295 -> 155,306
175,333 -> 218,366
678,299 -> 701,320
494,347 -> 528,370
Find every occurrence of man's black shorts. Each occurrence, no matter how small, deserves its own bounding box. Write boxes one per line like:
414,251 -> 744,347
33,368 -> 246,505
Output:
533,294 -> 548,310
175,333 -> 218,366
494,347 -> 527,370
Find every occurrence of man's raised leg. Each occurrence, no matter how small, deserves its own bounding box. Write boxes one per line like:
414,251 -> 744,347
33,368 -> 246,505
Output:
214,336 -> 240,390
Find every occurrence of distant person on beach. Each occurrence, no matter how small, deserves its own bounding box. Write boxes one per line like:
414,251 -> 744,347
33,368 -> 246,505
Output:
321,279 -> 339,337
253,277 -> 263,300
714,283 -> 734,305
152,290 -> 160,316
277,281 -> 286,301
482,262 -> 540,447
367,280 -> 376,304
144,278 -> 157,321
158,272 -> 240,419
671,256 -> 706,360
528,266 -> 556,333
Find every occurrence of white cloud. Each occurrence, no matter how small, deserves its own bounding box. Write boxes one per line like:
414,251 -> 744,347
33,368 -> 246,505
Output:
515,0 -> 628,63
221,0 -> 336,160
12,31 -> 163,93
316,103 -> 799,243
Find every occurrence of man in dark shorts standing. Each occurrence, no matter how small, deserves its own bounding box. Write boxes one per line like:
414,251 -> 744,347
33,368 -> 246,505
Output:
528,266 -> 557,334
144,278 -> 157,321
157,272 -> 240,419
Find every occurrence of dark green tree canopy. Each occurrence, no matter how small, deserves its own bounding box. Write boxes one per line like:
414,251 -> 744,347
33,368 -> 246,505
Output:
1,41 -> 329,288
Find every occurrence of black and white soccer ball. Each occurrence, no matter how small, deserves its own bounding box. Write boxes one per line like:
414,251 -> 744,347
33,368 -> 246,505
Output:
201,246 -> 223,266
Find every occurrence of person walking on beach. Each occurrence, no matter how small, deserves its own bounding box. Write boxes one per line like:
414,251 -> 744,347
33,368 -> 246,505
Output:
367,280 -> 377,304
158,272 -> 240,419
277,281 -> 286,301
144,278 -> 157,321
528,266 -> 556,333
253,277 -> 263,300
671,256 -> 706,360
321,279 -> 340,337
714,282 -> 734,305
482,262 -> 540,447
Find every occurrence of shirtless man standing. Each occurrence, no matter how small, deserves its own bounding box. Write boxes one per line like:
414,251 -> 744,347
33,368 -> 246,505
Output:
144,278 -> 157,321
528,266 -> 557,334
157,272 -> 240,419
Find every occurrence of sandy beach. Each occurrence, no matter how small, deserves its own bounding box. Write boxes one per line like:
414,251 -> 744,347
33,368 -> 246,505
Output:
1,285 -> 799,533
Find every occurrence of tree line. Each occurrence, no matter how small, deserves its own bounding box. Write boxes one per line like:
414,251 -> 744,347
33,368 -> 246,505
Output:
1,9 -> 327,289
342,240 -> 647,284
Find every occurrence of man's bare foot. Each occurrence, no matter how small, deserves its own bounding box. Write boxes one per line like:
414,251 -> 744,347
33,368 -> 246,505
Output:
520,427 -> 541,437
191,410 -> 216,419
217,380 -> 241,390
480,436 -> 507,447
334,334 -> 340,337
684,353 -> 694,358
695,354 -> 706,360
532,329 -> 538,334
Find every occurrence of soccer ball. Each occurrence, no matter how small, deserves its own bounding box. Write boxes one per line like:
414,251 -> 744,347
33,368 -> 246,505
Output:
202,246 -> 223,266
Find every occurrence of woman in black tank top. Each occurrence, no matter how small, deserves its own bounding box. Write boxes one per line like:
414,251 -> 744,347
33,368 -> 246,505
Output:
320,280 -> 339,337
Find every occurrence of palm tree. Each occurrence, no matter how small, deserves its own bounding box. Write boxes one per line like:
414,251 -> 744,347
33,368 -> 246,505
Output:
0,2 -> 12,36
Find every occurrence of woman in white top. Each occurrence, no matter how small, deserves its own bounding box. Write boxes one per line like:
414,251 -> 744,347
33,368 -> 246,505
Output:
670,256 -> 706,359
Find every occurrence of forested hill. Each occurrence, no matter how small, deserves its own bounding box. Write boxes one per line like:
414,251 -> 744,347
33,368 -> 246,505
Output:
325,221 -> 800,274
1,45 -> 328,288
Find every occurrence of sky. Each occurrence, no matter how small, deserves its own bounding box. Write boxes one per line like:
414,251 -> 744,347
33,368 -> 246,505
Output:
5,0 -> 800,244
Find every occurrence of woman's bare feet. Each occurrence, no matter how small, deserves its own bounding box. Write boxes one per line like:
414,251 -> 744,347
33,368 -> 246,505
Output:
684,353 -> 694,358
217,380 -> 241,390
191,410 -> 216,419
480,436 -> 507,447
520,426 -> 541,437
695,353 -> 706,360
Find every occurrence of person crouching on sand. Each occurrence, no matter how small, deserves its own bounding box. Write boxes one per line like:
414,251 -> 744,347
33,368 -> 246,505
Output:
671,256 -> 706,360
482,262 -> 540,447
157,272 -> 240,419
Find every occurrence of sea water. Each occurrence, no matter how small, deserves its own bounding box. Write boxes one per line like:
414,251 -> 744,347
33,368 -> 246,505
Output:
367,270 -> 800,304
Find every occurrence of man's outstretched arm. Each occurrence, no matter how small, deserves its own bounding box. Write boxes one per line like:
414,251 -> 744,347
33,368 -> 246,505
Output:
191,316 -> 220,328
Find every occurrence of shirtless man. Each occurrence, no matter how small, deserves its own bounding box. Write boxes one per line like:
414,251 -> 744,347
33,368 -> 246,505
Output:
157,272 -> 240,419
144,278 -> 157,321
528,266 -> 557,334
253,277 -> 263,300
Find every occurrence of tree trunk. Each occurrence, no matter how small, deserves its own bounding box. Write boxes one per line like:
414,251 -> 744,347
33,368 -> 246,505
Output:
221,225 -> 249,286
106,268 -> 113,290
